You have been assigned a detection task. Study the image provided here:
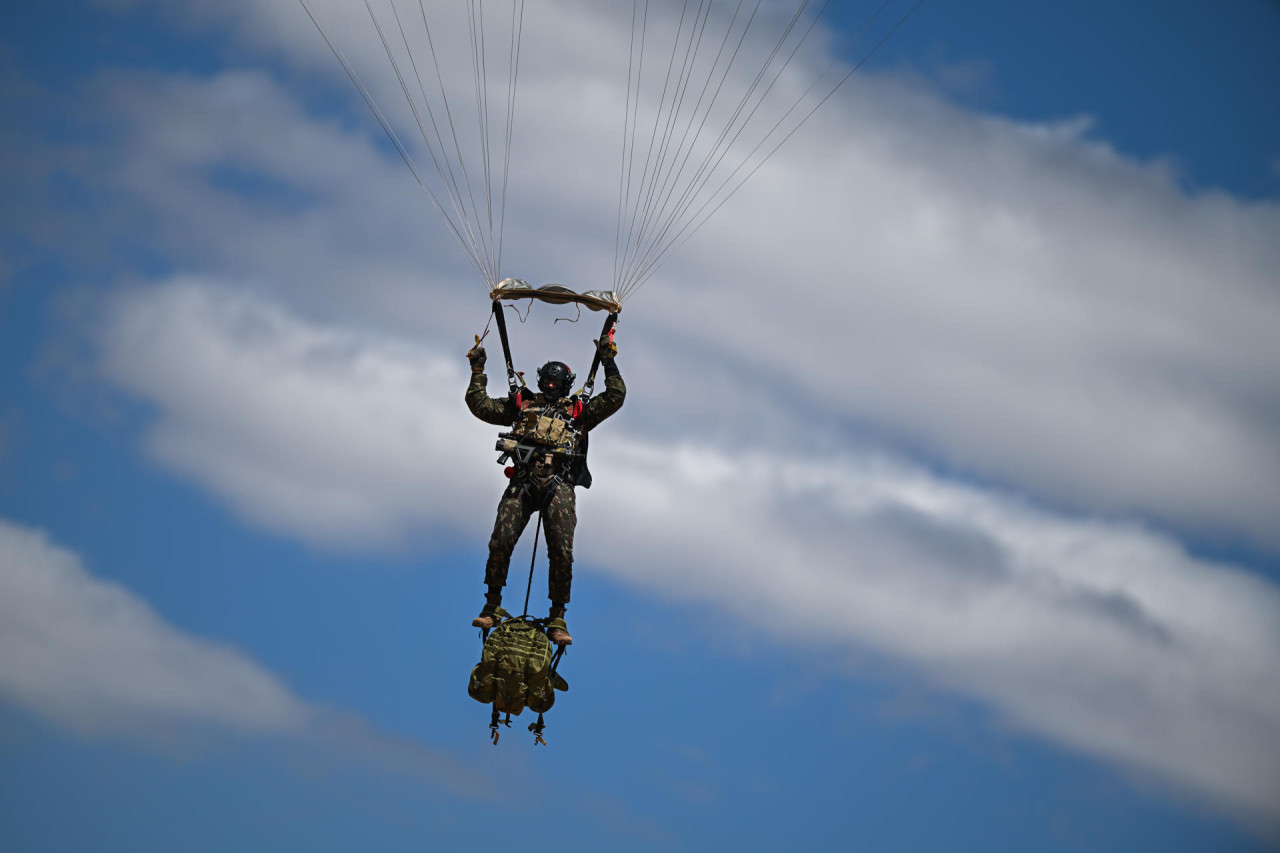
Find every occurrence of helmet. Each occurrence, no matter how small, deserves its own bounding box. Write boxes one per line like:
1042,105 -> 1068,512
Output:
536,361 -> 575,400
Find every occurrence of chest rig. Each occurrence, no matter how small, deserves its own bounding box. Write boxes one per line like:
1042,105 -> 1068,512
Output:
495,395 -> 583,478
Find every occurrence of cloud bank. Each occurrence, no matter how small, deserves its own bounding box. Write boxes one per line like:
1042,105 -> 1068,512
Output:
60,0 -> 1280,548
35,0 -> 1280,833
95,281 -> 1280,828
0,515 -> 490,797
0,516 -> 307,735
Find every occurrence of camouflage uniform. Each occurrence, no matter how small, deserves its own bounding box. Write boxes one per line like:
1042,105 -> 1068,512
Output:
466,359 -> 625,610
485,478 -> 577,603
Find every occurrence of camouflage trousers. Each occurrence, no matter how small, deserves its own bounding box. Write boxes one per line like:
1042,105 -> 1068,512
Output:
485,478 -> 577,605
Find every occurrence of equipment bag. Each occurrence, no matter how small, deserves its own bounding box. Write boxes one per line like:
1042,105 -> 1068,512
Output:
468,617 -> 568,715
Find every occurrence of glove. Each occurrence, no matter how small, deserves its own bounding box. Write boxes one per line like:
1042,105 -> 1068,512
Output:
595,331 -> 617,360
466,337 -> 487,372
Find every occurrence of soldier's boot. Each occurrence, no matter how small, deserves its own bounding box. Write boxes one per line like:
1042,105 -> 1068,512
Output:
545,616 -> 573,646
472,592 -> 507,629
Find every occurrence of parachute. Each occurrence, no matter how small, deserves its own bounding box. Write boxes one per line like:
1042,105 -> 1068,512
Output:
300,0 -> 920,743
491,278 -> 621,315
300,0 -> 923,308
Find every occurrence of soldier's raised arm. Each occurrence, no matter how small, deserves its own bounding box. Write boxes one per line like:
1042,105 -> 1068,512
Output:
464,342 -> 516,426
581,336 -> 625,431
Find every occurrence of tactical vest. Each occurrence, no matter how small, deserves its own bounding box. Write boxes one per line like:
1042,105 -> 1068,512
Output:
513,398 -> 579,449
493,396 -> 584,483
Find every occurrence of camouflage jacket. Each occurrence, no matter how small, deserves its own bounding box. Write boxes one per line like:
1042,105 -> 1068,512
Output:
466,360 -> 626,485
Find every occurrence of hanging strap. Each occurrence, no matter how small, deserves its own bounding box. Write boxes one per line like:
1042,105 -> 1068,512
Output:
491,300 -> 520,399
489,707 -> 503,745
577,312 -> 618,402
529,713 -> 547,746
518,478 -> 564,616
520,506 -> 544,618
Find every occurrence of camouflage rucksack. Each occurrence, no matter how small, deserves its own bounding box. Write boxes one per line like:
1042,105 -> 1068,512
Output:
468,616 -> 568,720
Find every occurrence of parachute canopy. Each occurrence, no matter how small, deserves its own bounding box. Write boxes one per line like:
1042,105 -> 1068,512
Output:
491,279 -> 622,315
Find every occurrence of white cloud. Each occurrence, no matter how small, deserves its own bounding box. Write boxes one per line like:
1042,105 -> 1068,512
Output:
591,439 -> 1280,829
98,279 -> 500,547
61,0 -> 1280,549
0,514 -> 493,795
95,281 -> 1280,829
30,0 -> 1280,831
0,516 -> 308,735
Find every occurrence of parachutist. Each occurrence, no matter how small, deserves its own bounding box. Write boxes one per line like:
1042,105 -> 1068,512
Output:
466,334 -> 626,645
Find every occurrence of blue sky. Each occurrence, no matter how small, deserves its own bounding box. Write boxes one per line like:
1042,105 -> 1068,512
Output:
2,1 -> 1279,851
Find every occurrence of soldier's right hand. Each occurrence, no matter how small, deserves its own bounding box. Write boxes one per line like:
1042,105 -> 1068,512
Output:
467,338 -> 487,370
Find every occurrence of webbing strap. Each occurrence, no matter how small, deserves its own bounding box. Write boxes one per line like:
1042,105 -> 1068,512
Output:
529,713 -> 547,746
520,509 -> 544,618
491,300 -> 519,398
489,708 -> 502,745
578,312 -> 618,402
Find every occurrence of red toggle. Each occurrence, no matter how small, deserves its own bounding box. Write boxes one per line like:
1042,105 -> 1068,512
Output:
504,466 -> 515,479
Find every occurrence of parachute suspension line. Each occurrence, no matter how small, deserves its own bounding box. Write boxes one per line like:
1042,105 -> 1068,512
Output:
616,0 -> 714,294
617,0 -> 751,292
612,0 -> 922,302
614,0 -> 650,290
620,0 -> 735,295
613,0 -> 752,292
418,0 -> 492,283
304,0 -> 525,289
465,1 -> 486,277
628,0 -> 925,294
617,0 -> 819,297
300,0 -> 488,284
621,0 -> 745,285
623,0 -> 822,289
379,1 -> 490,278
618,0 -> 759,294
468,0 -> 498,283
368,2 -> 487,267
625,0 -> 712,260
613,0 -> 639,289
497,0 -> 526,282
616,0 -> 692,299
359,0 -> 497,282
627,0 -> 732,285
613,0 -> 803,298
393,2 -> 500,275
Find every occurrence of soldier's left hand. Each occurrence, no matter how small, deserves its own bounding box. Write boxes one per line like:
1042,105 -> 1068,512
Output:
595,331 -> 618,360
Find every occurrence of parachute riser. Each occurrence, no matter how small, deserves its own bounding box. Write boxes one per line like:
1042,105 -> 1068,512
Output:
576,312 -> 618,403
491,300 -> 521,399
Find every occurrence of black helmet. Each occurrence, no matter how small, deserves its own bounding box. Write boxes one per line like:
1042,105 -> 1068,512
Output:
536,361 -> 575,400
